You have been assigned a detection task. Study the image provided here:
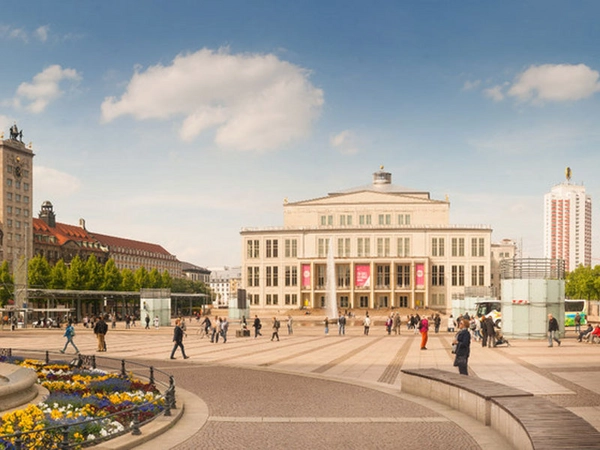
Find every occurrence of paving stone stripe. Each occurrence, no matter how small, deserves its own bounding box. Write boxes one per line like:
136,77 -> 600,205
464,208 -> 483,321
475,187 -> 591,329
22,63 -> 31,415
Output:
259,336 -> 354,367
311,336 -> 384,373
377,335 -> 416,384
208,416 -> 450,423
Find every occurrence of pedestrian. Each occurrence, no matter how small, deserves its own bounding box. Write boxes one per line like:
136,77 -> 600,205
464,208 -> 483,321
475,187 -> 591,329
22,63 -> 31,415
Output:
574,313 -> 582,335
434,314 -> 441,333
212,317 -> 221,343
170,319 -> 189,359
447,314 -> 456,333
419,316 -> 429,350
253,315 -> 262,338
125,315 -> 131,329
484,316 -> 496,348
200,316 -> 211,338
324,317 -> 329,334
413,314 -> 421,334
393,313 -> 401,335
453,318 -> 471,375
271,317 -> 280,341
548,313 -> 561,347
287,315 -> 293,335
153,316 -> 160,329
145,314 -> 150,329
60,320 -> 79,354
480,316 -> 488,347
385,315 -> 393,335
111,314 -> 117,329
338,313 -> 346,335
221,317 -> 229,343
93,315 -> 108,352
363,313 -> 371,335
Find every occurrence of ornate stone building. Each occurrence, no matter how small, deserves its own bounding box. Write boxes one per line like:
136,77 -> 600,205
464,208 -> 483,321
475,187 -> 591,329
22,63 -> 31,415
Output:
241,168 -> 493,313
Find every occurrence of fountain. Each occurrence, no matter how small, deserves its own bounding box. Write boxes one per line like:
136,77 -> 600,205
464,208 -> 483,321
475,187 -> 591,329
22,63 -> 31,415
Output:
325,238 -> 339,320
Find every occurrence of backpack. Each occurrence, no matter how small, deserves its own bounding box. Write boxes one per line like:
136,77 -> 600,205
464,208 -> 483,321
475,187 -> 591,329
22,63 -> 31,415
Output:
275,320 -> 280,329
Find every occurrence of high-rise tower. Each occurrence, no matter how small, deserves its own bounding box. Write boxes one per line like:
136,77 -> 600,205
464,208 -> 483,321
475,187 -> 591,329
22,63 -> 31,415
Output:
0,124 -> 35,267
544,167 -> 592,272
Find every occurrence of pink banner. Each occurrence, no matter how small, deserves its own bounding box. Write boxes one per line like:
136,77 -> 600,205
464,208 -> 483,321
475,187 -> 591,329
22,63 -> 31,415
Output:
301,264 -> 311,287
355,265 -> 371,287
415,263 -> 424,289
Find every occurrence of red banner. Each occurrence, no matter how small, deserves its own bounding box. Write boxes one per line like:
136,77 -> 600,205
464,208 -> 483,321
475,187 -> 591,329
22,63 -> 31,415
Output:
355,265 -> 371,287
301,264 -> 311,287
415,263 -> 424,289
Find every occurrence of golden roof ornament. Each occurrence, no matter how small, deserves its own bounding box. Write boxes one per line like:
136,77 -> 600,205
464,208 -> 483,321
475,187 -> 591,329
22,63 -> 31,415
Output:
565,167 -> 572,182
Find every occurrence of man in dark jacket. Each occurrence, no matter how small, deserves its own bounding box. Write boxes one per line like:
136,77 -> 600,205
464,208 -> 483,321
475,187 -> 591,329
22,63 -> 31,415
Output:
170,319 -> 189,359
484,316 -> 496,348
93,316 -> 108,352
548,313 -> 561,347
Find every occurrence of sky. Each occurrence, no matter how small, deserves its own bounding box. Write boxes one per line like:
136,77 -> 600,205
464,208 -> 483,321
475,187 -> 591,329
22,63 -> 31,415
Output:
2,1 -> 600,268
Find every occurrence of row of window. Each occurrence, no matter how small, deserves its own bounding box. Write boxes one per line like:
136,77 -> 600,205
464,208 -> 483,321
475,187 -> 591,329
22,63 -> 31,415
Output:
246,294 -> 419,309
5,219 -> 26,229
247,237 -> 486,259
6,165 -> 30,178
6,193 -> 29,203
6,206 -> 30,217
320,213 -> 412,227
246,293 -> 299,306
246,264 -> 485,288
6,179 -> 30,190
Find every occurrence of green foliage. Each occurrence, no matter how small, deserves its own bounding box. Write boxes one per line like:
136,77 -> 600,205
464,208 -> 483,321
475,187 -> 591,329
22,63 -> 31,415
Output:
0,261 -> 13,305
161,270 -> 172,289
28,254 -> 51,289
120,269 -> 135,291
102,259 -> 122,291
66,255 -> 87,290
134,267 -> 149,290
84,255 -> 103,290
565,265 -> 600,300
148,268 -> 162,288
49,260 -> 68,289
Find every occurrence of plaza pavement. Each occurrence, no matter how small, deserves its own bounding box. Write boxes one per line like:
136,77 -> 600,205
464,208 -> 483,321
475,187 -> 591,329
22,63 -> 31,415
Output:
1,316 -> 599,449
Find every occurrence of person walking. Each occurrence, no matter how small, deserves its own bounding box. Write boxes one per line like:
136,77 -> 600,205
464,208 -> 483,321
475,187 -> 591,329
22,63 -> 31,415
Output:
145,314 -> 150,329
447,314 -> 456,333
548,313 -> 561,347
253,315 -> 262,338
574,313 -> 582,335
212,317 -> 221,343
338,314 -> 346,335
363,313 -> 371,335
393,313 -> 401,335
153,316 -> 160,329
221,317 -> 229,343
453,318 -> 471,375
324,317 -> 329,335
484,316 -> 496,348
93,315 -> 108,352
419,316 -> 429,350
60,320 -> 79,354
271,317 -> 280,341
170,319 -> 189,359
287,315 -> 293,335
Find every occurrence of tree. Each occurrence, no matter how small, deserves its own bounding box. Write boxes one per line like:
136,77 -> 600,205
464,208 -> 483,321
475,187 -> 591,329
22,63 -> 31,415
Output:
161,270 -> 172,289
0,261 -> 13,306
66,255 -> 87,290
28,254 -> 51,289
121,269 -> 135,292
134,267 -> 149,290
102,259 -> 122,291
148,268 -> 162,288
49,260 -> 68,290
565,265 -> 596,300
85,255 -> 104,290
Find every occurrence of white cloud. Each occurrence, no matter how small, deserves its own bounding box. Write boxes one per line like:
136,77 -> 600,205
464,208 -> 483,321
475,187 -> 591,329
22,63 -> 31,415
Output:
33,167 -> 81,199
0,25 -> 28,42
494,64 -> 600,104
484,85 -> 505,102
330,130 -> 359,155
13,65 -> 81,113
101,47 -> 324,152
34,25 -> 50,42
462,80 -> 481,91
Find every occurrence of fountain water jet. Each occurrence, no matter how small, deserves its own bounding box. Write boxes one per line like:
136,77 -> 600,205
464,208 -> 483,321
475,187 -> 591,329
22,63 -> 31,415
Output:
325,238 -> 338,320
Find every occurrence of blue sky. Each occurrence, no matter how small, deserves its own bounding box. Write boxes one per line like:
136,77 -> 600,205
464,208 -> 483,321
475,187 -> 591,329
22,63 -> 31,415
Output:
2,1 -> 600,267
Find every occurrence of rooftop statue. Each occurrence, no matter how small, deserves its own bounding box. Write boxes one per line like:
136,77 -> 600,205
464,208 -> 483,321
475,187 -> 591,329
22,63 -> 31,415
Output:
9,123 -> 23,142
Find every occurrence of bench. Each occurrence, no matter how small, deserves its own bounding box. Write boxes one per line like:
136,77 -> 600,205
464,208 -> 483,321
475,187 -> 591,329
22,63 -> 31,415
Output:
401,368 -> 600,450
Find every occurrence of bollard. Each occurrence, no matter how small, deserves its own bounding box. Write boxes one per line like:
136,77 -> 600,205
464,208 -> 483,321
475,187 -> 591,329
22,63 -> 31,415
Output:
15,432 -> 22,450
45,350 -> 50,364
121,359 -> 126,377
59,425 -> 70,449
131,407 -> 142,436
169,376 -> 177,409
149,366 -> 154,385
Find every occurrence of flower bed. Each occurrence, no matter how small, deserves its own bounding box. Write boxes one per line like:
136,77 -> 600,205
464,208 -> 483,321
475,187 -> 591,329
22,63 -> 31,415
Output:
0,357 -> 165,449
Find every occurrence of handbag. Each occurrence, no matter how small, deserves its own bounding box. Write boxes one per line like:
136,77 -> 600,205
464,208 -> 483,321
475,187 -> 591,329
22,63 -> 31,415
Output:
451,344 -> 457,354
453,355 -> 467,367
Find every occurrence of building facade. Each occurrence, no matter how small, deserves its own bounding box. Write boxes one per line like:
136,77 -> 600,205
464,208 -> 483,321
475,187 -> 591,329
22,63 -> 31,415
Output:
490,238 -> 517,297
208,266 -> 242,307
0,127 -> 34,266
241,169 -> 492,313
544,169 -> 592,272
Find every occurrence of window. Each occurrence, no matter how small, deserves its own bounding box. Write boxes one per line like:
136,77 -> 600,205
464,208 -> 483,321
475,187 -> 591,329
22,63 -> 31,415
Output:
376,265 -> 390,287
23,183 -> 29,191
398,214 -> 411,225
451,265 -> 465,286
247,267 -> 260,287
478,238 -> 485,257
7,193 -> 11,201
378,214 -> 391,225
357,237 -> 370,257
397,237 -> 410,257
266,239 -> 278,258
285,239 -> 297,258
6,206 -> 12,214
359,295 -> 369,308
452,238 -> 465,257
285,266 -> 298,286
318,238 -> 330,258
285,294 -> 298,305
316,265 -> 326,288
432,265 -> 445,286
398,295 -> 408,307
471,265 -> 485,286
15,208 -> 20,216
247,240 -> 259,258
15,194 -> 20,202
339,214 -> 352,226
337,265 -> 350,287
266,266 -> 278,287
432,237 -> 445,257
6,179 -> 12,187
337,238 -> 351,257
340,296 -> 349,308
359,215 -> 372,225
397,264 -> 410,287
377,237 -> 390,257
